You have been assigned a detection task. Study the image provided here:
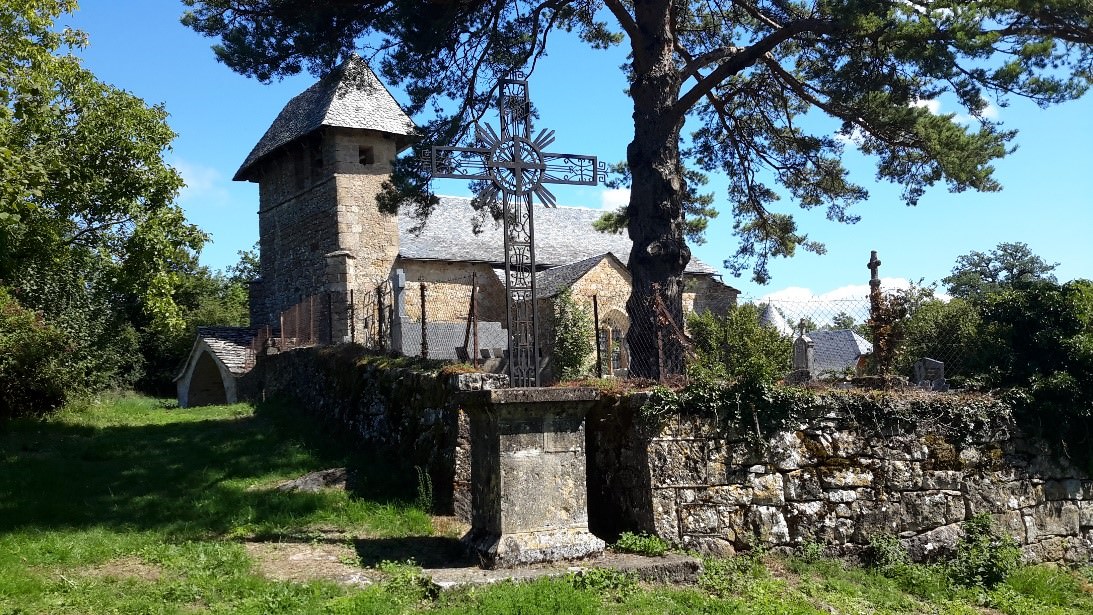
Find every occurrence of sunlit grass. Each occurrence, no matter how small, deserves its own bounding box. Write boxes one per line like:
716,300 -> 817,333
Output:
2,394 -> 1091,613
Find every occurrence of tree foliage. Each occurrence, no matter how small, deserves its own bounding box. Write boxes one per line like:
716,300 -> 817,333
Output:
943,241 -> 1059,300
688,304 -> 792,385
552,289 -> 595,381
0,287 -> 87,418
182,0 -> 1093,377
1,0 -> 211,406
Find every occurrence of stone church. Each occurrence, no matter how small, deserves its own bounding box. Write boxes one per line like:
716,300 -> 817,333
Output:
176,58 -> 738,406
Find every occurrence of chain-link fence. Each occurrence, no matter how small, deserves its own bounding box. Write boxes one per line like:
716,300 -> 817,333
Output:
747,289 -> 972,385
398,272 -> 507,365
249,263 -> 971,388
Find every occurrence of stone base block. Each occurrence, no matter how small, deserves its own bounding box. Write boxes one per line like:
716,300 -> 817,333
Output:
464,527 -> 606,569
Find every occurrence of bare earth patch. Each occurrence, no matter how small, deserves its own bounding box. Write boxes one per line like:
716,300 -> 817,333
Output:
244,541 -> 375,587
432,515 -> 470,539
80,557 -> 163,582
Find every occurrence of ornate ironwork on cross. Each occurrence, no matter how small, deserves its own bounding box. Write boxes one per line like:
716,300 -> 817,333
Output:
431,73 -> 605,387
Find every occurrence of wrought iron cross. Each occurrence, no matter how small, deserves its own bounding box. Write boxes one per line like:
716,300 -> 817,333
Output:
431,73 -> 603,387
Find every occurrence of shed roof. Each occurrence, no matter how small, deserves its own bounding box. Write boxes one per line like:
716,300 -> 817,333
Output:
194,326 -> 257,376
398,196 -> 721,276
236,56 -> 415,181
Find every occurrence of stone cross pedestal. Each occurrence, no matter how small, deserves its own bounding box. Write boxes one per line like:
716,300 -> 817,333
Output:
459,387 -> 604,568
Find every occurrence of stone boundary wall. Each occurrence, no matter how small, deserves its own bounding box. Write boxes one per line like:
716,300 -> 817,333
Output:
242,345 -> 506,519
241,348 -> 1092,564
588,395 -> 1093,564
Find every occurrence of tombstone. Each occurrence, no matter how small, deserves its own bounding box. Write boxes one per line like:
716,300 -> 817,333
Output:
913,358 -> 948,391
786,331 -> 814,385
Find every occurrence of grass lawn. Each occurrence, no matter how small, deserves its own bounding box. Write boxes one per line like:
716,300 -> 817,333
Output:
2,394 -> 1092,614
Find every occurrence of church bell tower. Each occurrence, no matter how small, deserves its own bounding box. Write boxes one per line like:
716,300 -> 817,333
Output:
234,57 -> 415,339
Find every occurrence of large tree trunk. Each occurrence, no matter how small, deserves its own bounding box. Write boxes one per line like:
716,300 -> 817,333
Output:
625,2 -> 690,380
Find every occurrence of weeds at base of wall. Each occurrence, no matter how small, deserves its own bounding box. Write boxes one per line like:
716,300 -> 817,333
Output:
566,568 -> 638,601
414,466 -> 433,512
613,532 -> 670,557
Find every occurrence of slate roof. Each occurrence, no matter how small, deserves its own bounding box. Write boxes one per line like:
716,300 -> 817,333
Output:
535,253 -> 625,298
398,196 -> 720,276
195,326 -> 257,376
807,329 -> 873,376
235,56 -> 415,181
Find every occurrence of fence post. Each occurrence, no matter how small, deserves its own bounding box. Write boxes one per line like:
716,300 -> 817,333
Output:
420,281 -> 428,359
279,311 -> 285,350
656,327 -> 666,384
309,295 -> 314,345
349,289 -> 355,343
592,294 -> 603,378
472,272 -> 479,368
377,284 -> 386,351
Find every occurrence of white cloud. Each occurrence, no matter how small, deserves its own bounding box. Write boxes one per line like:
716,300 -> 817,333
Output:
913,97 -> 1000,124
600,187 -> 630,210
912,98 -> 942,115
172,157 -> 231,207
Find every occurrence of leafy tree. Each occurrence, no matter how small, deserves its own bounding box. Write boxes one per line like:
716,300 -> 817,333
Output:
830,312 -> 857,331
979,279 -> 1093,411
182,0 -> 1093,378
895,297 -> 985,383
688,304 -> 792,385
943,242 -> 1059,300
1,0 -> 206,399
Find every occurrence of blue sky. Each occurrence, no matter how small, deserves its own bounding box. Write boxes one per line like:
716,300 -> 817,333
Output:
65,1 -> 1093,301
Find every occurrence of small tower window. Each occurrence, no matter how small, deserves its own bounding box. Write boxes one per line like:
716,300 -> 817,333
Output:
358,146 -> 375,166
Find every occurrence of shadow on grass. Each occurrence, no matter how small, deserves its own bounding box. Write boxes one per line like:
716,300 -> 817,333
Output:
0,397 -> 421,538
353,536 -> 474,569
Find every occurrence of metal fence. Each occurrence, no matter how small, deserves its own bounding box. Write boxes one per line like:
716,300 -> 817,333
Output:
249,265 -> 971,387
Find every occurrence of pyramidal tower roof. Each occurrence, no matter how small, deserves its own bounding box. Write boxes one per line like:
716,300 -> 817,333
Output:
235,56 -> 416,181
758,302 -> 794,337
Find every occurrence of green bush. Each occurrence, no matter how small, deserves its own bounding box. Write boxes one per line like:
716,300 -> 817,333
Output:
613,531 -> 670,556
949,513 -> 1021,588
688,304 -> 792,385
553,289 -> 595,381
863,534 -> 909,571
0,287 -> 87,418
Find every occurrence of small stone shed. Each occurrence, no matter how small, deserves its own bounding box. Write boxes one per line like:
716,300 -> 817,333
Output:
175,327 -> 256,408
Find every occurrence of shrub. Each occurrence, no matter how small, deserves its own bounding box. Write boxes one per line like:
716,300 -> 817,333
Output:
613,531 -> 669,556
0,287 -> 88,419
553,289 -> 595,381
863,534 -> 909,571
688,304 -> 792,385
949,513 -> 1021,588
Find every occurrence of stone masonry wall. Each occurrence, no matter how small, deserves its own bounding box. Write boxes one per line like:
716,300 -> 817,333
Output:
397,260 -> 508,324
243,345 -> 506,519
252,128 -> 400,327
589,395 -> 1093,564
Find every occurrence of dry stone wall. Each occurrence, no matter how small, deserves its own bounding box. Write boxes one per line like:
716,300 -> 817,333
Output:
241,346 -> 1092,565
243,345 -> 506,519
589,393 -> 1093,564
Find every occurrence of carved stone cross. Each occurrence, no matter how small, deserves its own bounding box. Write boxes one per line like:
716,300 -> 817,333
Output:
431,74 -> 604,387
867,250 -> 882,288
